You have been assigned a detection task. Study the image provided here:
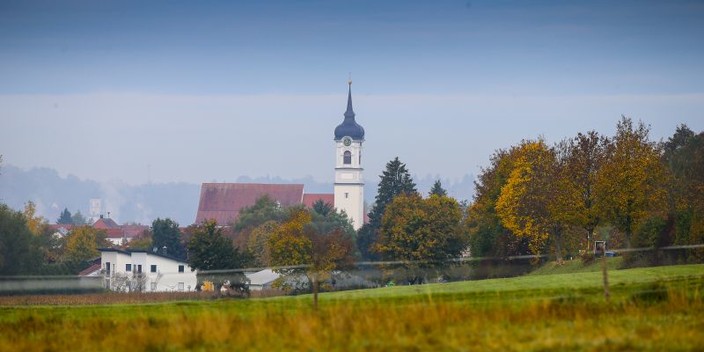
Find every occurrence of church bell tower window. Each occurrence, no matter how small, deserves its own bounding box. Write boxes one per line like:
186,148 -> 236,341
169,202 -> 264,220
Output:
343,151 -> 352,165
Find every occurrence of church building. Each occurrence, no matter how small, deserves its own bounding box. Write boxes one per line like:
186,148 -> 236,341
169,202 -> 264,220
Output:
194,82 -> 366,230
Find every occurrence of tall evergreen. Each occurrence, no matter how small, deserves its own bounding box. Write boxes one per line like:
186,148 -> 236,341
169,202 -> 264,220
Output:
57,208 -> 73,225
151,218 -> 186,260
429,180 -> 447,197
357,157 -> 417,260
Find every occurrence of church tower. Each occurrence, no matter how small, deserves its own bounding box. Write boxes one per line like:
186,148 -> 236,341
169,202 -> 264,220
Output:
334,80 -> 365,230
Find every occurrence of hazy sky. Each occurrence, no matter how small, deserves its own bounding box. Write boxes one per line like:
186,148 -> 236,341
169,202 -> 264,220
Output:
1,0 -> 703,186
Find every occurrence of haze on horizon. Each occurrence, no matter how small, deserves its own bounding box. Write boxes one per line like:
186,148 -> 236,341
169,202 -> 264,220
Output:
1,0 -> 703,187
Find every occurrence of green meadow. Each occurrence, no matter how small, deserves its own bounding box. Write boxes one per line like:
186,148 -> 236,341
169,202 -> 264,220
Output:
1,263 -> 703,351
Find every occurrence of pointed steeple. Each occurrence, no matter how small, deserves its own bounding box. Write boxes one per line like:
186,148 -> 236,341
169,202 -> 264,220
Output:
344,79 -> 355,119
334,79 -> 365,141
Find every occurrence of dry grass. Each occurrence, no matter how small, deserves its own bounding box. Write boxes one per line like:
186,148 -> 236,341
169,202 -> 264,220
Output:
0,265 -> 703,351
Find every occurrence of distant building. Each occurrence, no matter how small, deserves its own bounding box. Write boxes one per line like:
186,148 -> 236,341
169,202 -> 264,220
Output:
93,215 -> 148,245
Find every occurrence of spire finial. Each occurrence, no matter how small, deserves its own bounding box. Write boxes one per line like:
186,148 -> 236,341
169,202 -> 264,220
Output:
348,72 -> 352,86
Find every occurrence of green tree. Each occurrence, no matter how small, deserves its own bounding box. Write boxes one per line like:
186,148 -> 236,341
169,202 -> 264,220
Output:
310,203 -> 355,241
429,180 -> 447,197
269,209 -> 355,309
233,195 -> 286,233
187,220 -> 246,271
595,117 -> 668,248
151,218 -> 186,259
71,210 -> 88,225
357,157 -> 417,260
0,204 -> 41,275
375,193 -> 466,284
57,208 -> 73,225
662,125 -> 704,253
63,226 -> 108,264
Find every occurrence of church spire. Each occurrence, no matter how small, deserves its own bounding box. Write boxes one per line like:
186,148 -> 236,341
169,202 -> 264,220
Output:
344,79 -> 355,119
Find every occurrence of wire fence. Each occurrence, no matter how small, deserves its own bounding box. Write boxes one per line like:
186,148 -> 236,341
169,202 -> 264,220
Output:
1,244 -> 703,298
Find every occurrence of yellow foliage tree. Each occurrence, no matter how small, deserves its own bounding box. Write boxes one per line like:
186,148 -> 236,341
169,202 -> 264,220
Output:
496,140 -> 560,258
23,201 -> 46,236
64,226 -> 107,263
595,117 -> 668,248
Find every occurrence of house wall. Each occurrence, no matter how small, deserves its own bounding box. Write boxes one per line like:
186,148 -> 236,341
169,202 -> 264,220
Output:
100,251 -> 197,292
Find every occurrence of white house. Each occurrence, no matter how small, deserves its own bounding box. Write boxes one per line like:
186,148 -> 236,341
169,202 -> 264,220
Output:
99,248 -> 197,292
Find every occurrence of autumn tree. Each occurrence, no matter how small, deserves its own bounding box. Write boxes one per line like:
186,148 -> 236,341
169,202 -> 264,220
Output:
595,117 -> 668,248
553,131 -> 610,250
375,193 -> 466,284
0,204 -> 41,275
269,208 -> 355,309
151,218 -> 186,259
357,157 -> 417,260
495,140 -> 565,259
63,226 -> 108,264
57,208 -> 73,225
23,201 -> 46,236
466,148 -> 530,260
429,180 -> 447,197
247,220 -> 279,267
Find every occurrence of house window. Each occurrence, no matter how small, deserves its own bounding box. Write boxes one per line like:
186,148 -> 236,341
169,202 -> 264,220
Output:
150,265 -> 157,273
178,265 -> 184,273
343,151 -> 351,165
150,282 -> 157,291
126,264 -> 132,272
137,265 -> 142,273
178,282 -> 185,292
345,192 -> 349,199
105,262 -> 111,275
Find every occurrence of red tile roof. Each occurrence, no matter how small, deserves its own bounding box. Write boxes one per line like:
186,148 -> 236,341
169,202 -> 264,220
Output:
302,193 -> 335,208
78,262 -> 102,276
195,183 -> 305,225
93,217 -> 120,229
121,224 -> 148,238
104,228 -> 124,239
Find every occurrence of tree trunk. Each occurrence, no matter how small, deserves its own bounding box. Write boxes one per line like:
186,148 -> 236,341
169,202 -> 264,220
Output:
553,226 -> 563,264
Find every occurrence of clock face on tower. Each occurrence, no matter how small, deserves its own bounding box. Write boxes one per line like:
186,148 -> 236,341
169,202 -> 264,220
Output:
342,136 -> 352,146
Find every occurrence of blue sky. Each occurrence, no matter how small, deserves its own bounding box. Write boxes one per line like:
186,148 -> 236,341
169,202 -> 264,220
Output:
1,0 -> 703,186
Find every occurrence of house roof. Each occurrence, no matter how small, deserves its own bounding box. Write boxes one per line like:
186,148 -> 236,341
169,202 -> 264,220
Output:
104,228 -> 124,239
78,262 -> 102,277
98,248 -> 188,264
93,217 -> 120,229
121,224 -> 148,238
195,183 -> 305,225
302,193 -> 335,208
245,269 -> 280,286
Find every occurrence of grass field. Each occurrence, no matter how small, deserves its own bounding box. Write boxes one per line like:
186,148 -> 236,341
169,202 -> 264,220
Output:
1,263 -> 703,351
